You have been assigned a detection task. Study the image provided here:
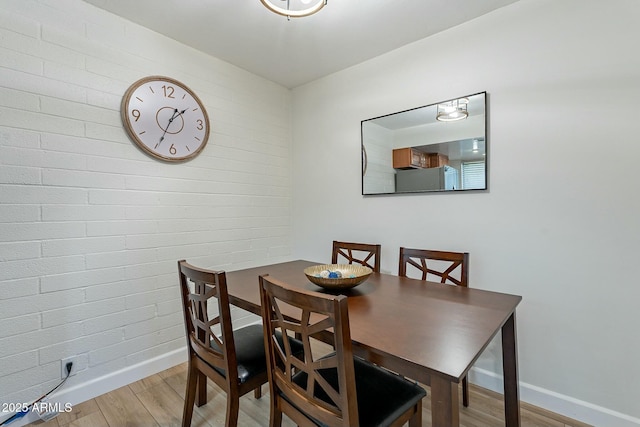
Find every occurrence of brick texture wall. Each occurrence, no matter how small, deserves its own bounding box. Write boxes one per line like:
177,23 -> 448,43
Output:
0,0 -> 292,406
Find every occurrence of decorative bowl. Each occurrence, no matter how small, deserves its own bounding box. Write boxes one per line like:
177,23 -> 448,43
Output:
304,264 -> 373,290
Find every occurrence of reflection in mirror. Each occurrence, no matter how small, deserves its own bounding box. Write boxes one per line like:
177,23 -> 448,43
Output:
361,92 -> 487,195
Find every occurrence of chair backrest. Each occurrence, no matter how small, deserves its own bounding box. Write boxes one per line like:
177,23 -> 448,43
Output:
178,260 -> 238,381
331,240 -> 381,272
259,274 -> 359,427
398,247 -> 469,287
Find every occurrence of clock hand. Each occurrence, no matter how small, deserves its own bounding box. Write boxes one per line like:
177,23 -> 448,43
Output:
158,109 -> 179,147
175,108 -> 187,120
172,109 -> 187,125
156,108 -> 189,149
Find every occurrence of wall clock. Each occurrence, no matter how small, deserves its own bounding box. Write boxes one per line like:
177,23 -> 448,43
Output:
121,76 -> 210,162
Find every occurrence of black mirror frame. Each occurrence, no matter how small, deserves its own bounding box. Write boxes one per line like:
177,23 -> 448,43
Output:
361,91 -> 488,196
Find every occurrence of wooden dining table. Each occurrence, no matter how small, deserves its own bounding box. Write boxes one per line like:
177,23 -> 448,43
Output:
225,260 -> 522,427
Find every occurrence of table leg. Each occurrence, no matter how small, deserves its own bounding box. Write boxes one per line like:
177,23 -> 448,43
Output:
430,375 -> 459,427
502,312 -> 521,427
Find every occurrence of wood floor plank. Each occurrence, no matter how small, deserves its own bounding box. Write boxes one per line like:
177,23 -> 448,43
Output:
61,410 -> 109,427
237,390 -> 296,427
135,380 -> 209,427
54,399 -> 101,426
27,417 -> 59,427
157,363 -> 187,381
457,385 -> 561,427
459,404 -> 506,427
95,384 -> 159,427
521,400 -> 593,427
128,373 -> 166,395
158,365 -> 190,400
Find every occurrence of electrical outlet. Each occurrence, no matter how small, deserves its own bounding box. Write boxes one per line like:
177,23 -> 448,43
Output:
61,356 -> 77,380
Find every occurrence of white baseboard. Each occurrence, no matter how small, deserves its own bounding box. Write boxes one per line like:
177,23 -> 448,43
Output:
11,347 -> 187,427
470,367 -> 640,427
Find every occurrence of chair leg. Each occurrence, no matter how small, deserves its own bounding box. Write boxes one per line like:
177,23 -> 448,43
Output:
225,395 -> 240,427
182,364 -> 198,427
462,375 -> 469,407
269,397 -> 282,427
195,371 -> 207,407
408,402 -> 422,427
254,385 -> 262,399
269,409 -> 282,427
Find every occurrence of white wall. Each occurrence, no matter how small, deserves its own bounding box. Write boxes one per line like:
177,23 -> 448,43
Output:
0,0 -> 292,417
292,0 -> 640,425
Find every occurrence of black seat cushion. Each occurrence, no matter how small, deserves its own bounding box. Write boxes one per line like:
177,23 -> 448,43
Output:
290,355 -> 426,427
209,324 -> 303,384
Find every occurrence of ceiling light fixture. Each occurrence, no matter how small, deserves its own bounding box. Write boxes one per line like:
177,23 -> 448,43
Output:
260,0 -> 327,18
436,97 -> 469,122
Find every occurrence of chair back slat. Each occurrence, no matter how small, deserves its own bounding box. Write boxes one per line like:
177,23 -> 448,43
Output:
331,240 -> 381,272
399,247 -> 469,287
178,260 -> 238,375
179,260 -> 275,426
260,274 -> 359,427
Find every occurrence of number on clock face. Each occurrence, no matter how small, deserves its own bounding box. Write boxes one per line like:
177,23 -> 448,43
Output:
121,76 -> 210,162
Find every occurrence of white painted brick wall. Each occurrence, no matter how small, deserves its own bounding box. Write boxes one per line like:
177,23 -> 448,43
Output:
0,0 -> 292,407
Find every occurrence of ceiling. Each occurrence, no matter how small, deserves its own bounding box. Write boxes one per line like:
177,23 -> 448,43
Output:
82,0 -> 520,89
368,92 -> 485,130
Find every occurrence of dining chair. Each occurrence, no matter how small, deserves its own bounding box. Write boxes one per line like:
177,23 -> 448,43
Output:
178,260 -> 303,427
398,247 -> 471,407
331,240 -> 381,272
259,274 -> 426,427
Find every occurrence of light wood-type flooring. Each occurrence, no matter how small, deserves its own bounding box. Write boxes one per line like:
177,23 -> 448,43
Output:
27,361 -> 592,427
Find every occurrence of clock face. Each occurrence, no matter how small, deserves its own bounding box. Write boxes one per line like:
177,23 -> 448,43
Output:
121,76 -> 210,162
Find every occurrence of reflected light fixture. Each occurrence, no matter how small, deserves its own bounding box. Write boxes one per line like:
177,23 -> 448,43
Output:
436,97 -> 469,122
260,0 -> 327,18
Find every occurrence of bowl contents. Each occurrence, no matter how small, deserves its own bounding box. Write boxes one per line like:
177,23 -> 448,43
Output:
318,269 -> 344,279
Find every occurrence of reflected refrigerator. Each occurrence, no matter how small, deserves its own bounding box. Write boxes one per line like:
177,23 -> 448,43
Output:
395,166 -> 458,192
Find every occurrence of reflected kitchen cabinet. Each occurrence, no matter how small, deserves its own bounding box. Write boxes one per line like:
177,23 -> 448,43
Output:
393,147 -> 427,169
392,148 -> 449,169
427,153 -> 449,168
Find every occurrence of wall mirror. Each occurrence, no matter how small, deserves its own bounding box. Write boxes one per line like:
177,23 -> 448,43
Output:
361,91 -> 487,195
